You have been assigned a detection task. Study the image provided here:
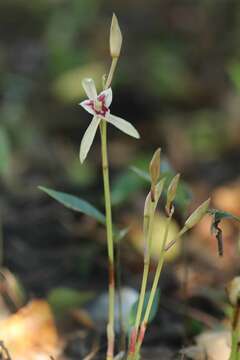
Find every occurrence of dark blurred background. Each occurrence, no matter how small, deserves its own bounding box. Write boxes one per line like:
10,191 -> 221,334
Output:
0,0 -> 240,297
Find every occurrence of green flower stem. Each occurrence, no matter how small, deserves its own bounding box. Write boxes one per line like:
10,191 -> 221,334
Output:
135,204 -> 154,328
100,57 -> 119,360
230,330 -> 239,360
133,213 -> 173,359
229,305 -> 240,360
100,120 -> 115,360
105,57 -> 118,90
164,227 -> 186,252
127,202 -> 155,360
143,214 -> 172,323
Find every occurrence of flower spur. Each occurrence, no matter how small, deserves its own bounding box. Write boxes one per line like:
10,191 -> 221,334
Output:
79,78 -> 140,163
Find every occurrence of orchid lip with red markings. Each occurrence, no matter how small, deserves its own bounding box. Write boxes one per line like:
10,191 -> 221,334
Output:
79,78 -> 140,163
85,94 -> 109,117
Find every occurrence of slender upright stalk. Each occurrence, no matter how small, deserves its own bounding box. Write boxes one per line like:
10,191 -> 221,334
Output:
133,213 -> 172,359
105,58 -> 118,90
143,214 -> 172,323
127,202 -> 155,359
230,330 -> 239,360
229,304 -> 240,360
134,204 -> 154,330
116,236 -> 126,352
100,57 -> 118,360
100,120 -> 115,360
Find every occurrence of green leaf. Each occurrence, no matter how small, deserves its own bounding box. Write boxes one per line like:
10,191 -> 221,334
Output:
39,186 -> 105,225
47,287 -> 95,316
128,289 -> 160,332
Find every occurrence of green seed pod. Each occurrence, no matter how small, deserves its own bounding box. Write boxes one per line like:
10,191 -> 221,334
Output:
110,13 -> 122,58
154,178 -> 165,208
143,191 -> 153,251
149,148 -> 161,187
143,190 -> 151,225
144,191 -> 152,218
165,174 -> 180,214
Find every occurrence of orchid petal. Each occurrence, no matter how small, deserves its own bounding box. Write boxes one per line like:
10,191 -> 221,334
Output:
107,114 -> 140,139
98,88 -> 113,107
82,78 -> 97,100
80,116 -> 101,163
79,100 -> 94,115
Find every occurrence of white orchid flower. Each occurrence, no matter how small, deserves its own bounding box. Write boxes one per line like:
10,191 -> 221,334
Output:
79,78 -> 140,163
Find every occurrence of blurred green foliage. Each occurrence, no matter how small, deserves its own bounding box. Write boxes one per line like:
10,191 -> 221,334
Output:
0,126 -> 11,178
229,61 -> 240,93
48,286 -> 95,317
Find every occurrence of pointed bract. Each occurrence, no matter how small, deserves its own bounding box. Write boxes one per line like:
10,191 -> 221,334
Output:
149,148 -> 161,186
154,178 -> 165,206
182,198 -> 210,232
166,174 -> 180,214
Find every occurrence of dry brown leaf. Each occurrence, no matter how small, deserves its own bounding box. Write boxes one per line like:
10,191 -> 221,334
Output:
196,331 -> 231,360
0,300 -> 61,360
190,214 -> 239,272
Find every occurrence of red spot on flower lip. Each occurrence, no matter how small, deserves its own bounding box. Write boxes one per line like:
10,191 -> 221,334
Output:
87,94 -> 109,117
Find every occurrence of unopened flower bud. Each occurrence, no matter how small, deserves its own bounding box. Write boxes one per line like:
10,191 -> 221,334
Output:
143,191 -> 152,241
110,13 -> 122,58
144,192 -> 152,218
166,174 -> 180,215
227,277 -> 240,306
181,198 -> 210,234
154,178 -> 165,207
149,148 -> 161,186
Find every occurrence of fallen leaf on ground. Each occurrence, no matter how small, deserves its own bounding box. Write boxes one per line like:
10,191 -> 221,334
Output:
181,331 -> 231,360
0,300 -> 61,360
196,330 -> 230,360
